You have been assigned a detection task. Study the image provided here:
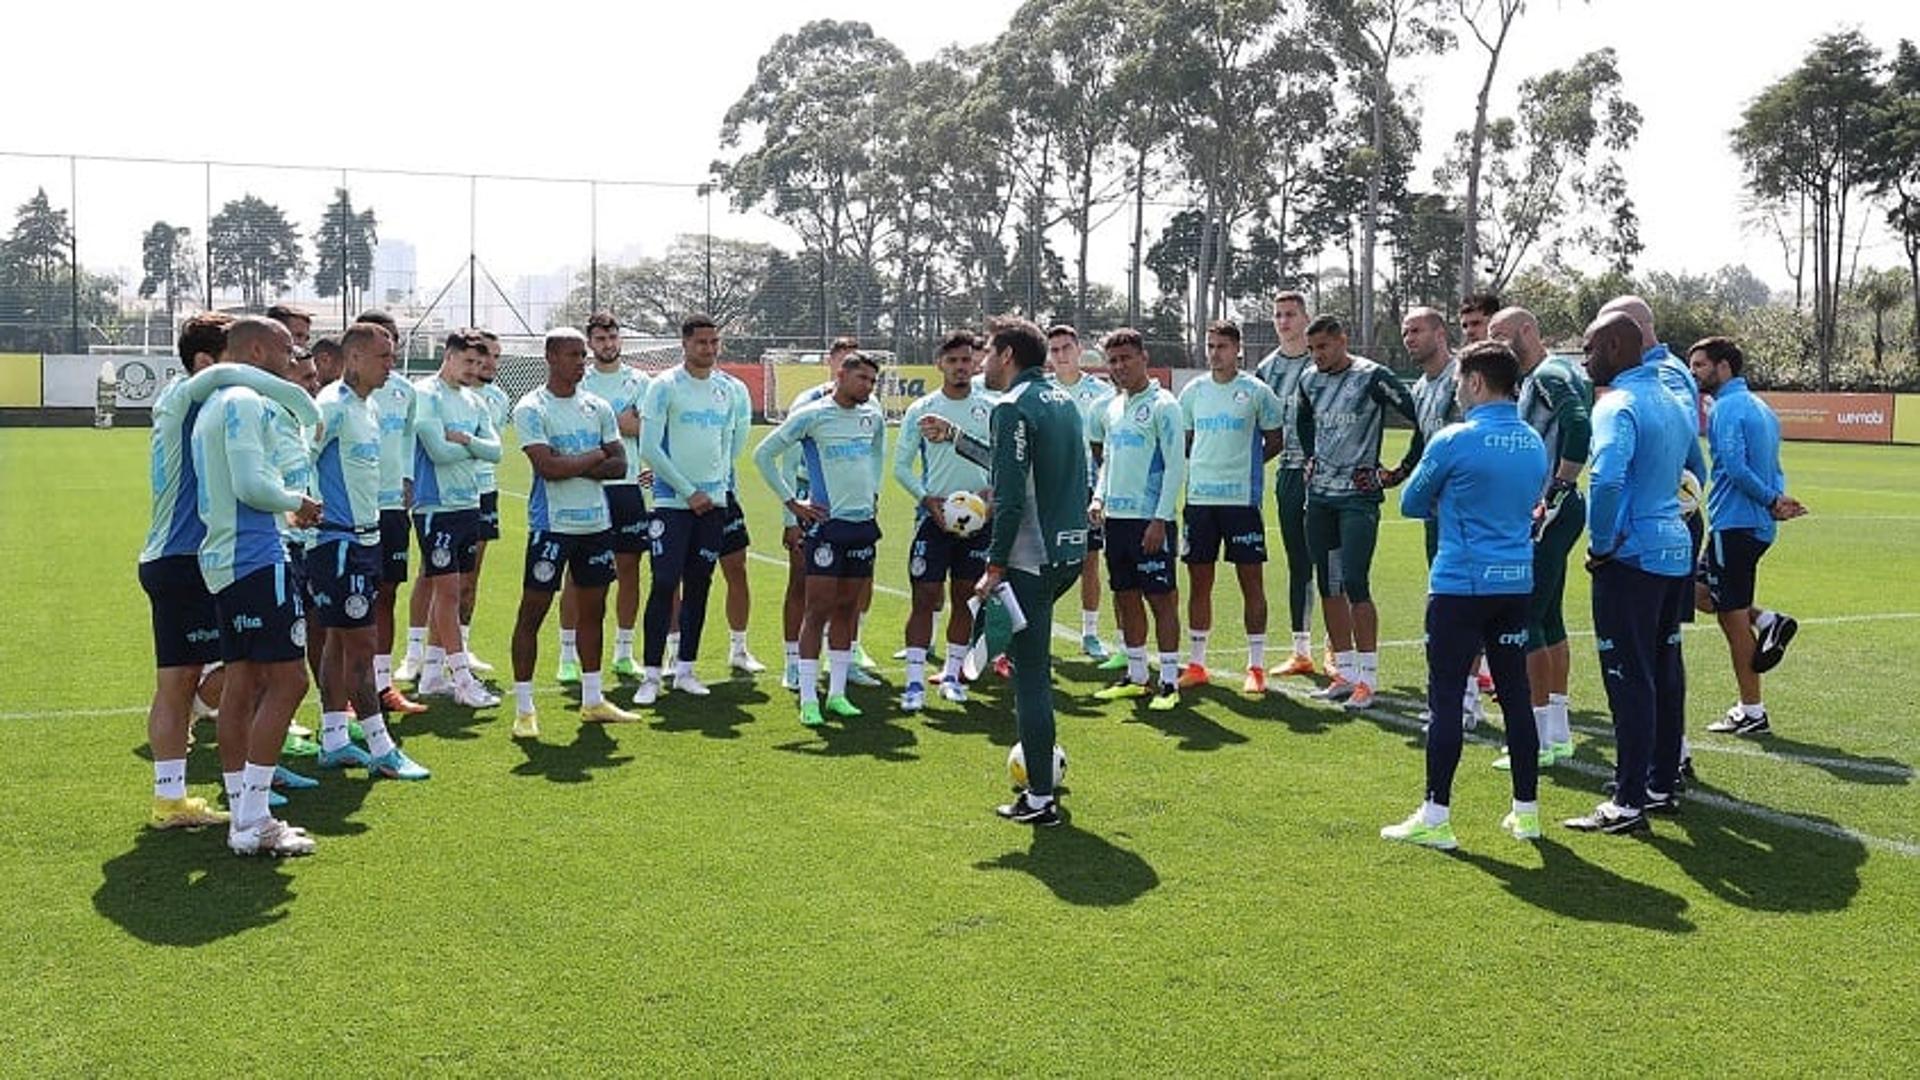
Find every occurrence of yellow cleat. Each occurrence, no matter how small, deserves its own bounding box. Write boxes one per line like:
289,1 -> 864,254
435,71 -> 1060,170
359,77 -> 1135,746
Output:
149,796 -> 229,830
1148,685 -> 1182,712
512,710 -> 541,739
580,701 -> 642,724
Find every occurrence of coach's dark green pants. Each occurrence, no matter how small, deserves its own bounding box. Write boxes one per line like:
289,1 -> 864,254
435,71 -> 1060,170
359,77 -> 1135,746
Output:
1527,490 -> 1586,650
1008,562 -> 1081,796
1275,468 -> 1313,632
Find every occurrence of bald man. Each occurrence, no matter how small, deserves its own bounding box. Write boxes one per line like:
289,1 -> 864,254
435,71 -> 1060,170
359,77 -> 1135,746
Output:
1564,313 -> 1695,836
1490,307 -> 1592,769
1403,307 -> 1461,566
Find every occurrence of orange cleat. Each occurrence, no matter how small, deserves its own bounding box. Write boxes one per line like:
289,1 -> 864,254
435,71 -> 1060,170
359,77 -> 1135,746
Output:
1343,683 -> 1377,711
1269,654 -> 1317,678
1242,666 -> 1267,695
1176,662 -> 1211,689
379,685 -> 428,715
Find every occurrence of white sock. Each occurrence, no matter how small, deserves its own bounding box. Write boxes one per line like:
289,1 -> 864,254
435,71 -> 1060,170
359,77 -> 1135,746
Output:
1549,692 -> 1571,745
460,624 -> 473,654
153,758 -> 187,801
1335,650 -> 1357,683
362,715 -> 396,757
1081,610 -> 1100,637
581,671 -> 603,707
1292,631 -> 1312,657
729,630 -> 748,654
239,762 -> 275,826
405,626 -> 426,661
943,650 -> 965,682
644,665 -> 661,686
448,650 -> 474,689
798,658 -> 820,704
1189,630 -> 1210,667
1420,799 -> 1450,826
1248,634 -> 1267,670
559,629 -> 578,664
666,631 -> 681,661
784,640 -> 800,663
905,647 -> 927,687
1125,646 -> 1147,684
674,659 -> 694,683
1358,652 -> 1379,688
1512,799 -> 1538,816
1753,608 -> 1777,632
425,645 -> 446,683
1026,790 -> 1054,807
827,649 -> 851,697
373,653 -> 393,692
1533,705 -> 1552,749
1158,652 -> 1179,688
514,681 -> 534,714
222,770 -> 244,804
1743,700 -> 1767,718
320,710 -> 351,752
614,628 -> 634,661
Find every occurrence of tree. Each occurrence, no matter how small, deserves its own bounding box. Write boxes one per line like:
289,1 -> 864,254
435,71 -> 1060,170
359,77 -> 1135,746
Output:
1452,0 -> 1527,301
554,235 -> 777,335
208,195 -> 305,311
1854,266 -> 1909,372
1445,48 -> 1642,291
0,189 -> 118,352
1866,39 -> 1920,359
313,188 -> 378,313
1732,31 -> 1883,386
137,221 -> 199,324
1319,0 -> 1455,352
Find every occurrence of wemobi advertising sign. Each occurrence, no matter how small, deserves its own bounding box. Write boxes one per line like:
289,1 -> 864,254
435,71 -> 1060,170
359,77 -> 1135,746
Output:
1755,392 -> 1894,444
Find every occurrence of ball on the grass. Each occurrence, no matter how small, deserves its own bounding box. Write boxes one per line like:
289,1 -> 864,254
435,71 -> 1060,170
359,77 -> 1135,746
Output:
943,490 -> 989,537
1007,742 -> 1068,789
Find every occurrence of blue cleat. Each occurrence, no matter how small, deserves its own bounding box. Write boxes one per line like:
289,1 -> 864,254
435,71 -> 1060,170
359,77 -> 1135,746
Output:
367,747 -> 431,781
316,743 -> 373,770
272,765 -> 320,790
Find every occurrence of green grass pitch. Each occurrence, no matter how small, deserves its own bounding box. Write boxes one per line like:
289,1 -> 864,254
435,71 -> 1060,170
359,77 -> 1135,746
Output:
2,425 -> 1918,1074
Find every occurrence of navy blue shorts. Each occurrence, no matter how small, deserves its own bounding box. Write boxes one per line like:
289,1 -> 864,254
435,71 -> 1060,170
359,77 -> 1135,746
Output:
805,518 -> 882,580
305,538 -> 383,629
605,484 -> 650,554
649,507 -> 725,580
1182,504 -> 1267,565
214,563 -> 308,665
380,508 -> 411,583
478,490 -> 501,541
413,509 -> 481,578
139,554 -> 221,668
1701,528 -> 1770,613
284,538 -> 312,603
1084,486 -> 1104,552
719,497 -> 751,557
909,514 -> 989,584
525,529 -> 616,593
1103,517 -> 1177,596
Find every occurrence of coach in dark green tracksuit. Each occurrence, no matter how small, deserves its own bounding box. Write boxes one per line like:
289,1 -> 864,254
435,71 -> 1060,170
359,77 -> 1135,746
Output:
939,318 -> 1089,826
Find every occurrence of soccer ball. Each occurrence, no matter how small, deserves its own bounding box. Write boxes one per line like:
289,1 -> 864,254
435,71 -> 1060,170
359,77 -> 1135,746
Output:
1007,742 -> 1068,790
943,490 -> 989,537
1678,469 -> 1704,515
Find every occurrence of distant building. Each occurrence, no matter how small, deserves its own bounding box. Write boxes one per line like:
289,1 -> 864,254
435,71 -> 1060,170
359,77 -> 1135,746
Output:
374,239 -> 417,307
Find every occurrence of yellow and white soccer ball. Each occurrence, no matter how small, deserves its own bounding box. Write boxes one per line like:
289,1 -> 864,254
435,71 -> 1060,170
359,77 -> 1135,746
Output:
1678,469 -> 1704,515
943,490 -> 989,537
1008,743 -> 1068,789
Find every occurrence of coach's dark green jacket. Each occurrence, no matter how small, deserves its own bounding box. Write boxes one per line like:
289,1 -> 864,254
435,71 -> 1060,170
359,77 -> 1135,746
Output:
955,366 -> 1090,572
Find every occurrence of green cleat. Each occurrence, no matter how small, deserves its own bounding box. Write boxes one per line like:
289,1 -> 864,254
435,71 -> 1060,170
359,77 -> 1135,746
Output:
1093,678 -> 1149,701
1148,685 -> 1181,712
1548,740 -> 1576,763
1491,748 -> 1554,771
1380,812 -> 1459,851
1501,810 -> 1542,840
555,659 -> 582,685
799,701 -> 825,728
853,644 -> 881,673
347,720 -> 366,743
611,656 -> 643,679
825,694 -> 862,718
1096,652 -> 1129,672
281,731 -> 320,757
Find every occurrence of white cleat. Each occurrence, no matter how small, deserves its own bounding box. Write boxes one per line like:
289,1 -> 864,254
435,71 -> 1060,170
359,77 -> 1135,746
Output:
417,671 -> 454,698
632,677 -> 661,707
674,672 -> 712,697
938,681 -> 969,704
228,817 -> 315,857
452,681 -> 500,709
466,653 -> 495,675
900,684 -> 926,712
730,650 -> 768,675
393,654 -> 423,684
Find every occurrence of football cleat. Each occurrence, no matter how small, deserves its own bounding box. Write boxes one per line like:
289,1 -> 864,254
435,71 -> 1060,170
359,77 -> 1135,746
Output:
824,694 -> 862,719
366,747 -> 431,781
1642,789 -> 1682,816
554,659 -> 582,685
853,644 -> 881,673
1342,683 -> 1377,711
798,700 -> 825,728
272,765 -> 319,790
287,721 -> 313,739
393,654 -> 422,684
995,793 -> 1062,827
631,678 -> 661,707
1312,675 -> 1356,702
1752,613 -> 1797,674
674,673 -> 712,697
281,731 -> 320,758
228,817 -> 315,857
781,660 -> 801,692
511,710 -> 540,739
1707,705 -> 1770,736
1081,634 -> 1111,662
730,650 -> 768,675
1549,741 -> 1576,763
452,681 -> 500,709
580,701 -> 642,724
611,656 -> 643,679
938,681 -> 969,704
416,671 -> 454,698
1176,663 -> 1210,690
149,796 -> 229,830
900,683 -> 926,712
379,686 -> 428,716
1380,812 -> 1459,850
1270,654 -> 1316,678
1149,685 -> 1181,712
1500,810 -> 1543,841
1242,667 -> 1267,695
846,664 -> 883,688
466,653 -> 495,676
1096,651 -> 1130,672
1562,801 -> 1650,835
1491,748 -> 1554,771
1093,678 -> 1150,701
315,743 -> 373,770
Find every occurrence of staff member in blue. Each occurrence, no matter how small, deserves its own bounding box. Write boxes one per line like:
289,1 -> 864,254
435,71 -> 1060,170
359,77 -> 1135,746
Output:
1565,313 -> 1697,836
1381,341 -> 1549,850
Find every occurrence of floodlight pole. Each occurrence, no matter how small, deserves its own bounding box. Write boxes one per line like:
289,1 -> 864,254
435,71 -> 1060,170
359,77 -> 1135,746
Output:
203,162 -> 213,309
590,181 -> 599,314
340,169 -> 350,327
69,156 -> 81,353
468,175 -> 477,328
702,183 -> 713,315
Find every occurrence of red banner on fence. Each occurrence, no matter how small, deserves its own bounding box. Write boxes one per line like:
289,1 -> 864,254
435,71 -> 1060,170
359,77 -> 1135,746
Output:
1756,392 -> 1895,444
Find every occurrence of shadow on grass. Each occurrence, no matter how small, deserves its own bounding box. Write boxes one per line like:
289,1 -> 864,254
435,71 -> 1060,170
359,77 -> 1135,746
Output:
974,819 -> 1160,907
921,700 -> 1018,747
1125,694 -> 1251,752
1452,839 -> 1697,933
774,712 -> 921,762
511,721 -> 636,784
1645,793 -> 1868,914
95,830 -> 295,946
646,682 -> 766,740
1731,732 -> 1913,787
395,701 -> 495,743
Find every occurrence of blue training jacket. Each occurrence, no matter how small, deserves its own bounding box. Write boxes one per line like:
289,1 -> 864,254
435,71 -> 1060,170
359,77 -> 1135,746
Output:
1704,377 -> 1785,541
1399,400 -> 1548,597
1587,362 -> 1696,576
1647,344 -> 1709,481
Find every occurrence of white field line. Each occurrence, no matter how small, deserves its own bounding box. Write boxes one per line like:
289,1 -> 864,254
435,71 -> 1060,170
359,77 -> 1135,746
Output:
1271,683 -> 1920,859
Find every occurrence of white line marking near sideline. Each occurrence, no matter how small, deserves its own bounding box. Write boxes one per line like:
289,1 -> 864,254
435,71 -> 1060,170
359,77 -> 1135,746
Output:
1273,684 -> 1920,859
1563,721 -> 1913,779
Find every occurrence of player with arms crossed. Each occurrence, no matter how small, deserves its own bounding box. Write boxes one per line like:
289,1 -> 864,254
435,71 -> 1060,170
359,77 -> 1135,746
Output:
893,331 -> 995,709
1254,291 -> 1321,678
508,329 -> 639,736
1175,319 -> 1285,695
1295,314 -> 1424,710
1046,324 -> 1118,662
466,329 -> 511,671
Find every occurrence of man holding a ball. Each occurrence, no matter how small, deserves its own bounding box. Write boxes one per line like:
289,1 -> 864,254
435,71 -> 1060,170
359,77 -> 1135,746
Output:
893,331 -> 997,711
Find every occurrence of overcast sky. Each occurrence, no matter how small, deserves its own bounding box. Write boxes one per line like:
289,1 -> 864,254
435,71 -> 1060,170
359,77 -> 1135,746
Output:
2,0 -> 1911,307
